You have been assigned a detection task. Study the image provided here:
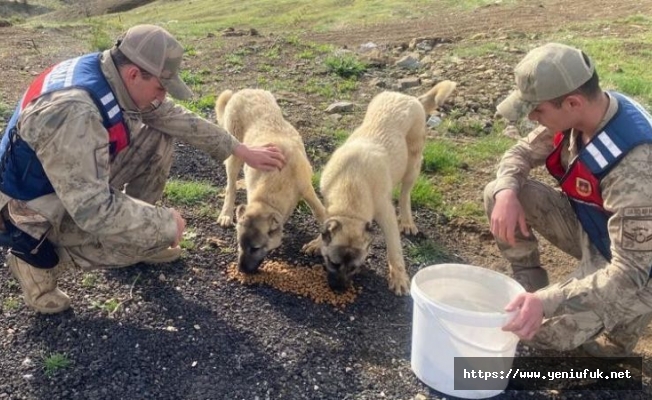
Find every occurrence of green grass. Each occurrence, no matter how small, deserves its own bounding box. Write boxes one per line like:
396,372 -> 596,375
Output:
422,141 -> 462,174
91,298 -> 120,313
2,297 -> 20,311
409,176 -> 444,210
43,353 -> 72,377
0,101 -> 13,121
180,230 -> 197,250
324,53 -> 367,79
88,23 -> 113,51
406,239 -> 452,264
163,180 -> 219,206
81,273 -> 98,288
178,94 -> 216,117
88,0 -> 499,37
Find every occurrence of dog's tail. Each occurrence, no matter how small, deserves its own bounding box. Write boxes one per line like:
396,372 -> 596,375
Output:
418,80 -> 457,114
215,89 -> 234,123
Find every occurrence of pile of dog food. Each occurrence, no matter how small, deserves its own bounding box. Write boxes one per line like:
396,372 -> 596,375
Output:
226,260 -> 360,308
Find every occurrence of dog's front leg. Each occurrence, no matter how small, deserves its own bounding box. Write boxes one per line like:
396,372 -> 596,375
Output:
217,155 -> 244,227
300,182 -> 327,255
376,201 -> 410,295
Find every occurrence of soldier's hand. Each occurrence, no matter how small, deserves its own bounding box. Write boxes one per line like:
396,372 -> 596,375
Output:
171,209 -> 186,247
502,292 -> 544,340
491,189 -> 529,246
233,143 -> 286,171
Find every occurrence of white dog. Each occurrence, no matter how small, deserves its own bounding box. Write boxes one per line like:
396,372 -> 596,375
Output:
319,81 -> 457,294
215,89 -> 326,273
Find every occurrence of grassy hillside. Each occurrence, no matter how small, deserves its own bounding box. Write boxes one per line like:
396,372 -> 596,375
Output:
18,0 -> 515,34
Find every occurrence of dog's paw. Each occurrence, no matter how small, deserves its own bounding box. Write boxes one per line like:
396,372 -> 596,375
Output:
388,270 -> 410,296
216,215 -> 234,227
301,237 -> 321,255
399,221 -> 419,236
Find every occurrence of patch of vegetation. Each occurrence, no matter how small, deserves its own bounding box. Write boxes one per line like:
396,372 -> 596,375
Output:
91,298 -> 120,313
406,239 -> 452,265
4,279 -> 19,291
0,101 -> 13,121
445,201 -> 486,219
303,77 -> 358,99
408,176 -> 444,210
324,53 -> 367,79
88,24 -> 113,51
422,141 -> 461,174
184,44 -> 198,57
296,50 -> 316,60
460,133 -> 515,164
197,204 -> 220,219
101,0 -> 497,36
180,230 -> 197,250
311,171 -> 321,191
163,180 -> 219,206
81,273 -> 98,288
43,353 -> 72,377
180,70 -> 204,86
178,94 -> 216,117
2,297 -> 20,311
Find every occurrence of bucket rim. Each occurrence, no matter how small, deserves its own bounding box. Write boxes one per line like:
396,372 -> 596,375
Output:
411,263 -> 525,325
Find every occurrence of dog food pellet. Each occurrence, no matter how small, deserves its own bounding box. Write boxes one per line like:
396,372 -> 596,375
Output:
226,260 -> 360,308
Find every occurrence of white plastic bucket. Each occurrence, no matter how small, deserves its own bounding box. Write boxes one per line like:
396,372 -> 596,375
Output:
410,263 -> 525,399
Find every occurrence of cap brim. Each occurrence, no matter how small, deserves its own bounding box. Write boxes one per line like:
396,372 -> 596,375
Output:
496,90 -> 536,122
161,75 -> 193,100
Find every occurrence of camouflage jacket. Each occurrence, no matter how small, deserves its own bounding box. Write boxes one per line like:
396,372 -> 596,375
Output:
493,93 -> 652,328
0,50 -> 238,249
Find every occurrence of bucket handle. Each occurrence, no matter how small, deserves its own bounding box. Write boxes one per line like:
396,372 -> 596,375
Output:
424,306 -> 520,353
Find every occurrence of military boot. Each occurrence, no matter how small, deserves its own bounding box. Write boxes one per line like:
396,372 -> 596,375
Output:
142,246 -> 181,264
512,265 -> 549,293
7,254 -> 71,314
581,334 -> 633,360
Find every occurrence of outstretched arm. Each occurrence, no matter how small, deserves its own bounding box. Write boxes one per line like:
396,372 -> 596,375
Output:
232,143 -> 286,171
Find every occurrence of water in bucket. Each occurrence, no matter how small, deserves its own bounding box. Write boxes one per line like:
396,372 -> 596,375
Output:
410,263 -> 525,399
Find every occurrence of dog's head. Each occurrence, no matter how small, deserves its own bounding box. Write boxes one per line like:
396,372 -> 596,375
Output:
235,204 -> 284,273
320,217 -> 374,292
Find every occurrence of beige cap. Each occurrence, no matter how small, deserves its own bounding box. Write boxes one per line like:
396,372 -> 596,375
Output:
118,24 -> 193,100
496,43 -> 595,121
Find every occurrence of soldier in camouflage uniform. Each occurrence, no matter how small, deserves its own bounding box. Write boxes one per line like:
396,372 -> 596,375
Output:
0,25 -> 286,314
485,43 -> 652,357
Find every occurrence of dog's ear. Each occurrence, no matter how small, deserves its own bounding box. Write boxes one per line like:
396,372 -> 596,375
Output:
269,212 -> 282,232
365,221 -> 374,234
235,204 -> 247,222
321,218 -> 341,244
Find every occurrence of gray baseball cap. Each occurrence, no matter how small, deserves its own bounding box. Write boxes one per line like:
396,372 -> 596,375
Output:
118,24 -> 193,100
496,43 -> 595,121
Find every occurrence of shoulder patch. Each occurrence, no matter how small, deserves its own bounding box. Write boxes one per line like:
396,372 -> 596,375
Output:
621,207 -> 652,251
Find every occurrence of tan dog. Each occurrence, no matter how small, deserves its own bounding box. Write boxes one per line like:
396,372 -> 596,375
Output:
319,80 -> 457,295
215,89 -> 326,273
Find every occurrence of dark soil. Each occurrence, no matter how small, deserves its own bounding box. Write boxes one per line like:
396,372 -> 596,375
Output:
2,1 -> 652,399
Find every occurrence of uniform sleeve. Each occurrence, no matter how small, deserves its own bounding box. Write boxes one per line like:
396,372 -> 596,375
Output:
537,144 -> 652,325
492,125 -> 556,196
141,98 -> 239,163
20,96 -> 178,249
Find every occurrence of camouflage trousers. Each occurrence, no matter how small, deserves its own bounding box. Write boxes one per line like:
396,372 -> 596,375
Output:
4,126 -> 174,270
484,179 -> 652,352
